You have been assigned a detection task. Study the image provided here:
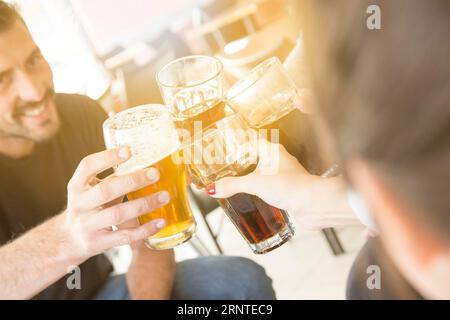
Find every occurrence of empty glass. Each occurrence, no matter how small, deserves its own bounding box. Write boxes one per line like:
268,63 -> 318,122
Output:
227,57 -> 299,128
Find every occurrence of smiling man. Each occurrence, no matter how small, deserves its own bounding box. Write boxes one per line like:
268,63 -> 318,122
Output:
0,20 -> 58,147
0,1 -> 276,300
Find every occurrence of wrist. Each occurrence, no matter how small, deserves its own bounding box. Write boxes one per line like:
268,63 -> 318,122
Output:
53,211 -> 91,264
294,176 -> 361,227
287,173 -> 322,214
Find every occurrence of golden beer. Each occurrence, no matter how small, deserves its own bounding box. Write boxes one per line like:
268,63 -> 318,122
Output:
103,104 -> 196,250
174,99 -> 230,135
127,151 -> 195,249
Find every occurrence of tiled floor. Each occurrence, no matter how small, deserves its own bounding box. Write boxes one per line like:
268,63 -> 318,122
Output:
174,207 -> 367,300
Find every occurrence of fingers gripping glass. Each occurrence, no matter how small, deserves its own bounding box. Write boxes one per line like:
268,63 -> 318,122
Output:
103,104 -> 196,250
184,114 -> 295,254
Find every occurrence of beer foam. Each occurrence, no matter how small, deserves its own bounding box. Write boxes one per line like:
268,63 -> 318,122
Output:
104,105 -> 180,176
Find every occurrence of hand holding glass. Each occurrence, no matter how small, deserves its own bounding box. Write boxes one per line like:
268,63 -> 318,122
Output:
103,104 -> 196,250
185,114 -> 295,254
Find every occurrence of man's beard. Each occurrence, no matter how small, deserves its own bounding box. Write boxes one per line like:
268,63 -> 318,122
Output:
0,88 -> 60,143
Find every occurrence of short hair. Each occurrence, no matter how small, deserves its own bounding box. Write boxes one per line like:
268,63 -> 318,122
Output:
0,1 -> 22,32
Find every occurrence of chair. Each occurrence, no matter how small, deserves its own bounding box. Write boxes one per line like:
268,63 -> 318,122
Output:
188,187 -> 225,255
186,0 -> 257,55
215,19 -> 296,83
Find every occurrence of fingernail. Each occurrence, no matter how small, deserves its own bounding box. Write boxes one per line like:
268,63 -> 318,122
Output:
118,147 -> 130,159
155,219 -> 166,229
206,183 -> 216,195
157,191 -> 170,204
146,168 -> 159,181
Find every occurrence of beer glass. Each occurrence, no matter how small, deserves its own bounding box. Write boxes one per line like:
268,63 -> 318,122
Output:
227,57 -> 299,128
185,114 -> 295,254
157,55 -> 234,187
156,55 -> 234,138
103,104 -> 196,250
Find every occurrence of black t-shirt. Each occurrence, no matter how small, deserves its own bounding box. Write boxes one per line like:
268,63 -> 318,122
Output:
0,93 -> 113,299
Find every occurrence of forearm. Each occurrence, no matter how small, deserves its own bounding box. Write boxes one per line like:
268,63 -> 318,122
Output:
0,213 -> 86,299
126,242 -> 176,300
294,176 -> 363,229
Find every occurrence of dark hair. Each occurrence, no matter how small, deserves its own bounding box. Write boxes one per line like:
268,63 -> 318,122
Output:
298,0 -> 450,244
0,0 -> 22,32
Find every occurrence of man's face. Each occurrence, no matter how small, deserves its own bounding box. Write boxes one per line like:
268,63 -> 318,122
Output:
0,20 -> 59,143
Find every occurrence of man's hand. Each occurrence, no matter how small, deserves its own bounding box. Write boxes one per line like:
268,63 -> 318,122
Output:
61,147 -> 170,260
0,147 -> 173,299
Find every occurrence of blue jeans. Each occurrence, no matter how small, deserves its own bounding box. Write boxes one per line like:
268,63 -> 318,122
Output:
94,256 -> 276,300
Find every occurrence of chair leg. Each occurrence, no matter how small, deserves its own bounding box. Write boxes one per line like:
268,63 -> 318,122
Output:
189,236 -> 213,256
199,212 -> 224,255
187,187 -> 224,254
322,228 -> 345,256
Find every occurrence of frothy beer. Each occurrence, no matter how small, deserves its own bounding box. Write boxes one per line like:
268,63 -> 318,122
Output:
103,105 -> 196,250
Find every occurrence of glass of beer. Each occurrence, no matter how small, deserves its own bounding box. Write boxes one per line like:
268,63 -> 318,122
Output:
103,104 -> 196,250
157,55 -> 235,186
184,114 -> 295,254
226,57 -> 299,128
156,55 -> 234,137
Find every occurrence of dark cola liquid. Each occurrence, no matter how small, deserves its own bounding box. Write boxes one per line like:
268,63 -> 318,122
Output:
175,102 -> 293,248
215,164 -> 291,246
217,194 -> 290,245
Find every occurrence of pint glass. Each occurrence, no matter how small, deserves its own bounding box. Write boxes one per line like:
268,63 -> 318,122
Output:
103,104 -> 196,250
157,55 -> 234,187
156,55 -> 234,138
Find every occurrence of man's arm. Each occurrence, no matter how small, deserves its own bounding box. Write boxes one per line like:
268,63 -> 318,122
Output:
83,96 -> 177,299
122,217 -> 176,300
0,148 -> 169,299
0,213 -> 85,299
126,242 -> 176,300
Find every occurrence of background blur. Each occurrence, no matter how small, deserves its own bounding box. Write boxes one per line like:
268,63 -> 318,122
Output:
7,0 -> 366,299
8,0 -> 297,112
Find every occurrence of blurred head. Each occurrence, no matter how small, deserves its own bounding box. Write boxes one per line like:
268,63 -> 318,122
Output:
297,0 -> 450,298
0,1 -> 58,143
